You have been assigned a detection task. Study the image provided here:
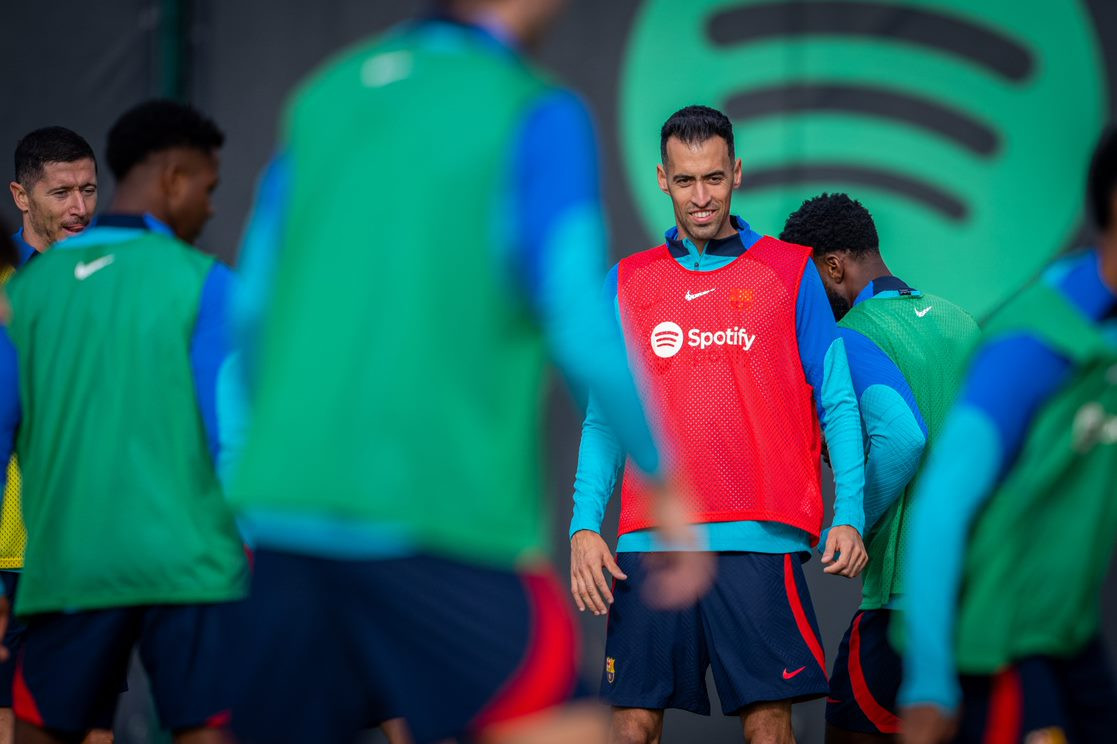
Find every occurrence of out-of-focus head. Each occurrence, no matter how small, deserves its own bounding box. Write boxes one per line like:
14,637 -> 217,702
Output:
107,100 -> 224,244
439,0 -> 568,48
781,192 -> 880,320
656,105 -> 742,248
9,126 -> 98,251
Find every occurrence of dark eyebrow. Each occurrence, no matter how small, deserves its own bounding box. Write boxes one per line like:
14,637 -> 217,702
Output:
703,170 -> 727,179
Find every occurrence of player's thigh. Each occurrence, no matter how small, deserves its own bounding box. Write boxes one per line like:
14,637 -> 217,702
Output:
15,609 -> 135,735
599,552 -> 710,716
701,552 -> 828,715
349,554 -> 582,744
825,610 -> 902,738
229,549 -> 370,744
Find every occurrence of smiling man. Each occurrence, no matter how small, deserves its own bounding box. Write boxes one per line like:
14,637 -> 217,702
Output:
569,105 -> 868,744
8,127 -> 98,261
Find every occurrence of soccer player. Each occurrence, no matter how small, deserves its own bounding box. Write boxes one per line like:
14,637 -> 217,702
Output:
3,127 -> 101,744
569,106 -> 867,744
0,99 -> 247,744
779,193 -> 979,743
8,127 -> 98,260
900,127 -> 1117,743
228,2 -> 702,743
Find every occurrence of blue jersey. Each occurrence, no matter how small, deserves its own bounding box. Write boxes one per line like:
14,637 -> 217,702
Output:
570,218 -> 866,554
900,249 -> 1117,712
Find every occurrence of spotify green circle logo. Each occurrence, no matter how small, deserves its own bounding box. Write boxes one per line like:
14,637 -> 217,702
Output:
620,0 -> 1107,315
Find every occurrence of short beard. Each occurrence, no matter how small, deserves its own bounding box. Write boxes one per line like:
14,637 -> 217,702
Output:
825,285 -> 852,321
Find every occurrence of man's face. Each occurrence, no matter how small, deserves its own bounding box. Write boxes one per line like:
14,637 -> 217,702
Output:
657,136 -> 742,245
9,158 -> 98,249
166,148 -> 219,244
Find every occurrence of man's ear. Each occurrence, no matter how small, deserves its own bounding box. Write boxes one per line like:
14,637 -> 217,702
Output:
9,182 -> 29,214
657,162 -> 669,195
823,252 -> 845,284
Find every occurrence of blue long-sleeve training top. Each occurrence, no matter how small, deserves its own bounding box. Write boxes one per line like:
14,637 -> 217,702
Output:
831,276 -> 929,552
569,217 -> 866,554
232,16 -> 662,557
900,249 -> 1117,712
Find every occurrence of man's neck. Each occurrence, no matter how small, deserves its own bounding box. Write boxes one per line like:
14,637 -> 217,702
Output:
19,222 -> 47,253
679,223 -> 737,255
1098,232 -> 1117,294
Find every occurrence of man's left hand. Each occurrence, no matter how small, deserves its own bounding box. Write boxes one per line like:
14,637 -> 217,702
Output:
821,524 -> 868,577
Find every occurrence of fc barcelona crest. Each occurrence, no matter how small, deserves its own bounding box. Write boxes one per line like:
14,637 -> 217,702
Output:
729,288 -> 754,310
606,656 -> 616,684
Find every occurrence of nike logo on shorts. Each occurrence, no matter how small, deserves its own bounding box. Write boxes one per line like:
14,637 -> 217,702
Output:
782,666 -> 806,680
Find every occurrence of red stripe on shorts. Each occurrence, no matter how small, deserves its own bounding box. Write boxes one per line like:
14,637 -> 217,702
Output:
849,613 -> 902,733
783,553 -> 827,678
12,659 -> 44,727
984,667 -> 1023,744
470,570 -> 579,732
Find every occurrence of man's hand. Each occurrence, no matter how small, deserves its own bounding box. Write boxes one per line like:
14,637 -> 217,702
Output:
570,530 -> 626,616
0,595 -> 9,662
641,478 -> 716,609
821,524 -> 868,577
902,704 -> 957,744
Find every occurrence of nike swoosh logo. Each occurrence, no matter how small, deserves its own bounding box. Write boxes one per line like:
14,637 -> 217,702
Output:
782,666 -> 806,680
74,255 -> 115,280
915,306 -> 933,317
685,288 -> 715,301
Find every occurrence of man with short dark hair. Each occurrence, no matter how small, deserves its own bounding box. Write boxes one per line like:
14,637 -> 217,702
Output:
781,193 -> 979,743
569,105 -> 868,744
2,126 -> 100,744
9,127 -> 98,259
900,127 -> 1117,744
0,99 -> 246,744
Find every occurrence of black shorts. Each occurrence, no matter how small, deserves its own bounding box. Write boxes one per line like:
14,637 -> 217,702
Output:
231,550 -> 582,744
826,609 -> 902,734
600,551 -> 829,715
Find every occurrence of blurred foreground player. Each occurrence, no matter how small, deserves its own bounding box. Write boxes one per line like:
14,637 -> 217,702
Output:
0,100 -> 247,744
229,2 -> 704,743
3,127 -> 104,744
900,128 -> 1117,743
780,193 -> 979,743
569,107 -> 866,744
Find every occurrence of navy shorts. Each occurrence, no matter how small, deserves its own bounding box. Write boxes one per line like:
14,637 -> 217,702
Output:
231,550 -> 581,744
601,551 -> 829,715
826,609 -> 902,734
955,636 -> 1117,743
0,572 -> 26,708
14,602 -> 238,734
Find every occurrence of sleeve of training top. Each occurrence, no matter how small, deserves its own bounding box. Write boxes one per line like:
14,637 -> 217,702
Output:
569,264 -> 626,536
190,263 -> 248,489
0,327 -> 18,597
840,327 -> 927,535
232,153 -> 290,387
508,89 -> 659,480
795,262 -> 866,535
899,335 -> 1071,712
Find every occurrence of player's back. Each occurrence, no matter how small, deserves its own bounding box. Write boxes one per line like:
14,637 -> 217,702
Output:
5,230 -> 247,615
840,291 -> 979,607
233,21 -> 560,566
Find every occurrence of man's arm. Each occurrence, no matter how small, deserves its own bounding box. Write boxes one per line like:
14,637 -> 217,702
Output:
900,335 -> 1071,714
795,262 -> 867,576
190,263 -> 247,490
839,327 -> 927,535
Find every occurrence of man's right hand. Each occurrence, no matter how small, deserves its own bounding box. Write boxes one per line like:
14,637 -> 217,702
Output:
570,529 -> 627,616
